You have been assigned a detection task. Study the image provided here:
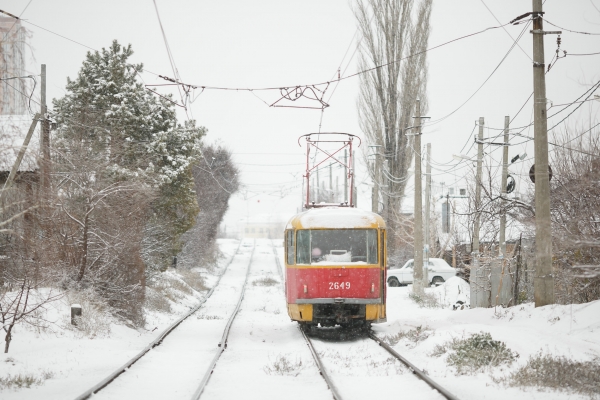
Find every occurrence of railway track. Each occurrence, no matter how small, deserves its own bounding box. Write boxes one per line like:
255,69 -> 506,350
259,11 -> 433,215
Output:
74,238 -> 457,400
300,330 -> 458,400
73,239 -> 251,400
190,242 -> 254,399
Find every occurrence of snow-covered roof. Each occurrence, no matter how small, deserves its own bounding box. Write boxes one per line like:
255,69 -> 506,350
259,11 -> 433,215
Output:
0,114 -> 40,172
286,207 -> 385,229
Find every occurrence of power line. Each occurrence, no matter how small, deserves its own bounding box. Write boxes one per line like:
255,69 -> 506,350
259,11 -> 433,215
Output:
543,18 -> 600,35
427,20 -> 532,126
479,0 -> 531,60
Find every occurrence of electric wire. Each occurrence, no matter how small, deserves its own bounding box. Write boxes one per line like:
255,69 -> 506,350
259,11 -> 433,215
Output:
427,20 -> 532,126
479,0 -> 531,60
543,18 -> 600,35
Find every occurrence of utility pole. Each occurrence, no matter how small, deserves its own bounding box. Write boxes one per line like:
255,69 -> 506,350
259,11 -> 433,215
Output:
470,117 -> 484,307
352,150 -> 357,207
370,146 -> 380,213
40,64 -> 50,194
424,143 -> 432,270
499,116 -> 510,257
413,100 -> 424,295
329,162 -> 333,202
344,149 -> 348,203
532,0 -> 555,307
316,165 -> 320,203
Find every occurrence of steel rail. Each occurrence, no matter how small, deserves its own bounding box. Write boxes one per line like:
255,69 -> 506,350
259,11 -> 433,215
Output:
73,240 -> 243,400
300,329 -> 343,400
368,333 -> 460,400
190,242 -> 255,400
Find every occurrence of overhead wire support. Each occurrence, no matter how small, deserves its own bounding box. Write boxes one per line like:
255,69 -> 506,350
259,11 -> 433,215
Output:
152,0 -> 187,115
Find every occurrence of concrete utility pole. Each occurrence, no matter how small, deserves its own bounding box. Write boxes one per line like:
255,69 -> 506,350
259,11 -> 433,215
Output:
424,143 -> 432,270
499,116 -> 510,257
329,162 -> 333,202
470,117 -> 484,307
40,64 -> 50,193
316,166 -> 320,202
413,100 -> 424,295
532,0 -> 555,307
370,147 -> 380,213
473,117 -> 484,268
352,150 -> 357,207
344,149 -> 348,203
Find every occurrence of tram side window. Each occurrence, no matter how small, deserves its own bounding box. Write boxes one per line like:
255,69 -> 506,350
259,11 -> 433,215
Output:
286,230 -> 295,265
367,229 -> 378,264
296,230 -> 311,264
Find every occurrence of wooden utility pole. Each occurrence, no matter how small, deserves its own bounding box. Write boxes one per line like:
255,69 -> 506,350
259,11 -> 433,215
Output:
40,64 -> 50,194
499,116 -> 510,257
532,0 -> 555,307
1,114 -> 40,195
424,143 -> 432,270
413,100 -> 424,295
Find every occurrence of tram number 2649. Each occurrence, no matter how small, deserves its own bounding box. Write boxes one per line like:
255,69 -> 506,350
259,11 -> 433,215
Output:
329,282 -> 351,290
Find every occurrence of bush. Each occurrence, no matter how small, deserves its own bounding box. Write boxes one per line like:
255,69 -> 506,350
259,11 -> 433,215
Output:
499,352 -> 600,397
409,292 -> 440,308
263,354 -> 303,376
382,325 -> 432,347
64,290 -> 112,338
253,277 -> 279,287
431,332 -> 518,375
0,371 -> 54,390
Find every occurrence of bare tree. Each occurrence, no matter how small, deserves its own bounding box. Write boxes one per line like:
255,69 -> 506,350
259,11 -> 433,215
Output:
355,0 -> 432,264
547,127 -> 600,303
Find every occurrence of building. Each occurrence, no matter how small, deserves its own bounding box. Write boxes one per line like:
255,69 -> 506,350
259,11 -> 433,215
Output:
1,17 -> 28,116
240,214 -> 288,239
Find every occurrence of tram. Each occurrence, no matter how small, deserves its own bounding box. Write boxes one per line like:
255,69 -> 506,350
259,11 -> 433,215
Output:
285,133 -> 387,329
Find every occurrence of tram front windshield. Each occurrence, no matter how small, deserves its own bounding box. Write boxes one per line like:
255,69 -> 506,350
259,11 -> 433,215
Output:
296,229 -> 378,265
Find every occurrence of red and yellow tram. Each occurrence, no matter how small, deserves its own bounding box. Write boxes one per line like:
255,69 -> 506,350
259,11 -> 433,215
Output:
284,207 -> 387,329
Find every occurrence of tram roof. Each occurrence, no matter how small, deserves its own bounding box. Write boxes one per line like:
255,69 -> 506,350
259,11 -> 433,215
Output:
286,207 -> 385,230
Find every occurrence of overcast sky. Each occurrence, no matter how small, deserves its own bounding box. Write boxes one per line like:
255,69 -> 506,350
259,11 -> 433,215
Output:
5,0 -> 599,232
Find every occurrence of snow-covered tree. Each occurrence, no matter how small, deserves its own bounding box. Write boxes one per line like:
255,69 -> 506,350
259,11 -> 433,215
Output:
50,41 -> 204,323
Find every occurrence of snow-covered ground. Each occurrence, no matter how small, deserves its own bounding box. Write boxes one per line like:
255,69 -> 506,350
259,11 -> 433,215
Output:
0,238 -> 598,399
380,280 -> 600,400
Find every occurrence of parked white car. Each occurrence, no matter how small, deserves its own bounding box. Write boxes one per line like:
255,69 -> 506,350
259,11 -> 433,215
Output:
387,258 -> 456,287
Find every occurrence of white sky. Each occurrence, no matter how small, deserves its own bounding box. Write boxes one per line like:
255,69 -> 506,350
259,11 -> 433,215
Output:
4,0 -> 599,232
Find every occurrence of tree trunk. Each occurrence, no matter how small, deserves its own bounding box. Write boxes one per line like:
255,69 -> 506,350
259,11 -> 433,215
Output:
4,325 -> 13,353
77,211 -> 90,281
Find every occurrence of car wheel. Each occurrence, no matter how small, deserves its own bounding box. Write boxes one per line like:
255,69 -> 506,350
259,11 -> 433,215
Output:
388,277 -> 400,287
431,276 -> 445,286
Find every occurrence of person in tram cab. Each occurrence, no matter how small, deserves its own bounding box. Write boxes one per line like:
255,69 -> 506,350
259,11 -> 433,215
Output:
311,247 -> 323,263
